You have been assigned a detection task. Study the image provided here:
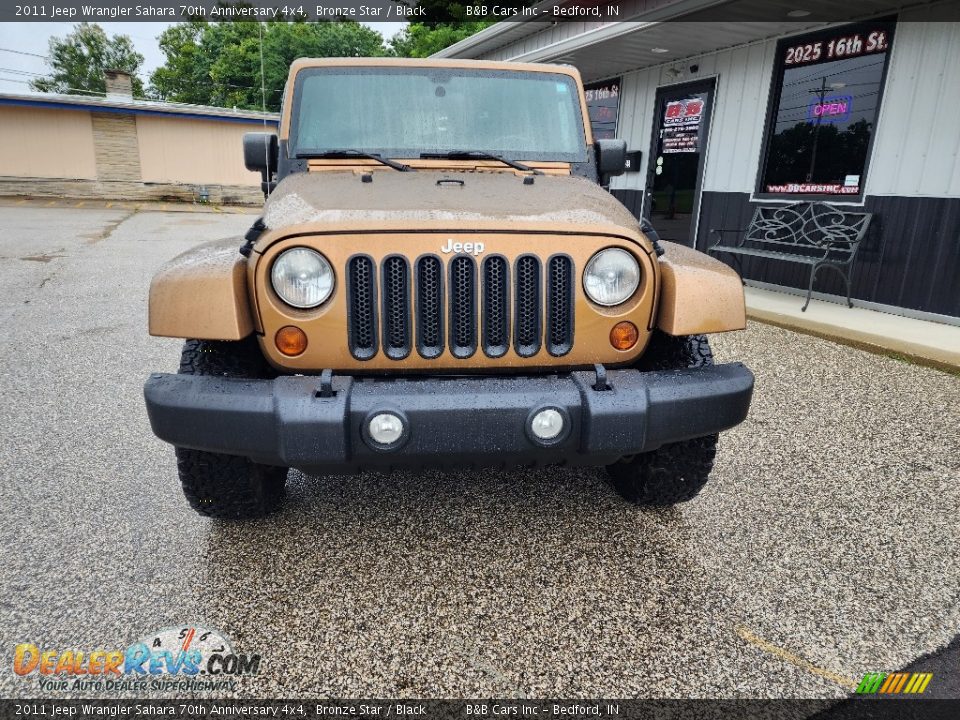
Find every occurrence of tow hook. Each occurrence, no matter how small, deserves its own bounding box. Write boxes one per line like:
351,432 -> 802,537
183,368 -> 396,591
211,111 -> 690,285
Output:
593,363 -> 611,392
316,369 -> 336,398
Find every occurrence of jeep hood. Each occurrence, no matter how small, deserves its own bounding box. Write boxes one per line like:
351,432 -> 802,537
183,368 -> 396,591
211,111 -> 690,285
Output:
260,170 -> 643,236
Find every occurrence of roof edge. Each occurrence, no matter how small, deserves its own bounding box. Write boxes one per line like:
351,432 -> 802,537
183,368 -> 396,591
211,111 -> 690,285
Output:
432,0 -> 564,58
0,90 -> 278,122
434,0 -> 733,60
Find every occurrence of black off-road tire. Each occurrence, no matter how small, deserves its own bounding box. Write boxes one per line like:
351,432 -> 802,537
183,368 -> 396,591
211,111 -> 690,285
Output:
605,331 -> 719,506
178,336 -> 273,377
174,337 -> 287,519
635,330 -> 714,372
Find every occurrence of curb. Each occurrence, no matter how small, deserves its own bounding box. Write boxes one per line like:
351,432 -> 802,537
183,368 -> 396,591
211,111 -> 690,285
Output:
746,307 -> 960,375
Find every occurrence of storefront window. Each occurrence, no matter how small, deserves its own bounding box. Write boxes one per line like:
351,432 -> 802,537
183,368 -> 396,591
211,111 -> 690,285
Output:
759,19 -> 895,197
584,79 -> 620,139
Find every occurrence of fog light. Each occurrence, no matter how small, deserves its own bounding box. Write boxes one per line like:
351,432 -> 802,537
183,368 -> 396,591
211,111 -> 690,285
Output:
610,321 -> 639,351
531,408 -> 564,441
368,413 -> 404,446
275,326 -> 307,356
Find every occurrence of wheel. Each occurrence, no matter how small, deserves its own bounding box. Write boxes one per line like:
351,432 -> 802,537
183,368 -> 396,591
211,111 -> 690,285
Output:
176,448 -> 286,519
174,337 -> 287,519
178,336 -> 273,377
605,331 -> 719,506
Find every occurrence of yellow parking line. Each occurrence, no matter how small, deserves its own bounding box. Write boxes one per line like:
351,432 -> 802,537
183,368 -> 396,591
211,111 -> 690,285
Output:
105,202 -> 114,208
75,201 -> 85,208
736,625 -> 857,689
45,200 -> 56,207
16,199 -> 26,205
212,205 -> 223,213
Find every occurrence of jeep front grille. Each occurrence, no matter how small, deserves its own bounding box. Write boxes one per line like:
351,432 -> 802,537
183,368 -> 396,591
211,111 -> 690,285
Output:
346,254 -> 574,361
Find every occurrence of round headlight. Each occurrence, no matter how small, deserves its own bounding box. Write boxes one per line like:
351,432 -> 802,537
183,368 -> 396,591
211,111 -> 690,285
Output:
271,247 -> 333,309
583,248 -> 640,306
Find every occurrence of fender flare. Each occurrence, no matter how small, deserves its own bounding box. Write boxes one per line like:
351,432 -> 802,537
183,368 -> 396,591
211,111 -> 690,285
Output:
656,241 -> 746,335
149,239 -> 254,340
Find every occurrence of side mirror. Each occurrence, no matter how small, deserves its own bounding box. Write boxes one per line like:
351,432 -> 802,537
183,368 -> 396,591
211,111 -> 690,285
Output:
596,138 -> 627,178
244,132 -> 278,177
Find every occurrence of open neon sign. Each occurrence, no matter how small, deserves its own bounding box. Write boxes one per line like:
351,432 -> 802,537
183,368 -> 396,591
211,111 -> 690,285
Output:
807,95 -> 853,123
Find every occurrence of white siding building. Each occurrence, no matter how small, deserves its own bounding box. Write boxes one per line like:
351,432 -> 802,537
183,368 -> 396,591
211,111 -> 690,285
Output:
437,0 -> 960,320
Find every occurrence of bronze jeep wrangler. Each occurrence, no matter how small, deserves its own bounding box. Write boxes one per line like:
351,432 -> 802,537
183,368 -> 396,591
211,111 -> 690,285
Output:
144,58 -> 753,518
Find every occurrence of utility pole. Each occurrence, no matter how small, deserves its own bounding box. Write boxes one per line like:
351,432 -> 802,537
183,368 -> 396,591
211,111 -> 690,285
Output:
806,77 -> 828,183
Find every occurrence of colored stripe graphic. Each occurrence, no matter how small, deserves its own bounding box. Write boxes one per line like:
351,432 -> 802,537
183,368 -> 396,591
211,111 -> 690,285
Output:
856,672 -> 932,694
879,673 -> 905,693
893,673 -> 909,693
855,673 -> 886,694
904,673 -> 933,694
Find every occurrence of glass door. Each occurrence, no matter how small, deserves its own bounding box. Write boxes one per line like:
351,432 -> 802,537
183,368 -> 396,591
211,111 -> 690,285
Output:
644,79 -> 715,246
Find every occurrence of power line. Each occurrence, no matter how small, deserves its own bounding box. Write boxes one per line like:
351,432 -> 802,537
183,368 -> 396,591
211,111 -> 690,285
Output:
0,75 -> 107,96
0,42 -> 287,94
0,66 -> 44,76
0,46 -> 286,99
783,58 -> 886,88
0,47 -> 49,59
0,75 -> 281,113
0,68 -> 283,96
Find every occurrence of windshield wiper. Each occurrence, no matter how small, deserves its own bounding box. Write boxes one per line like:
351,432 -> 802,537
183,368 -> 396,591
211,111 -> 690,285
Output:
296,149 -> 415,172
420,150 -> 543,175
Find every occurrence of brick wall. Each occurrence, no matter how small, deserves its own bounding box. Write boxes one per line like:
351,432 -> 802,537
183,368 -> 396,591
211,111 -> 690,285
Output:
91,112 -> 142,182
0,177 -> 264,205
0,102 -> 273,205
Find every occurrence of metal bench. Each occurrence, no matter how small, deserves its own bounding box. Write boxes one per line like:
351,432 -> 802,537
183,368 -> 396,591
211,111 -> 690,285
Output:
708,202 -> 872,311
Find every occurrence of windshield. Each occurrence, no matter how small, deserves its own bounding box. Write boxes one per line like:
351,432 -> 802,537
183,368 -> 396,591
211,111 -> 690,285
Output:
290,67 -> 588,162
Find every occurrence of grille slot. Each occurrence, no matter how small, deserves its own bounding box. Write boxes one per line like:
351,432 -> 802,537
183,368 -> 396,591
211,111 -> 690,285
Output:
482,256 -> 509,358
449,256 -> 477,359
381,256 -> 411,360
547,255 -> 574,356
416,255 -> 444,358
347,256 -> 377,360
514,255 -> 542,357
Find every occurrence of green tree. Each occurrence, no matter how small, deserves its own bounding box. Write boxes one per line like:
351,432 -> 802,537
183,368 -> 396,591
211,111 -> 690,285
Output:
149,20 -> 387,111
389,21 -> 494,58
32,23 -> 145,97
389,0 -> 536,57
148,21 -> 210,105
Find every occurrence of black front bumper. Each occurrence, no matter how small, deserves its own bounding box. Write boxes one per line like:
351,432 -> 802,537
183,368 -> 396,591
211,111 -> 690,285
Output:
144,364 -> 754,473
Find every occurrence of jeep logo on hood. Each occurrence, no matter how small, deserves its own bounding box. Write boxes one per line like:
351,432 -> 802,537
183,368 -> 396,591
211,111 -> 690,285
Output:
441,239 -> 484,256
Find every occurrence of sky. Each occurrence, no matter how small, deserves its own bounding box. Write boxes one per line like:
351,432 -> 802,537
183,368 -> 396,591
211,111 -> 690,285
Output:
0,21 -> 406,96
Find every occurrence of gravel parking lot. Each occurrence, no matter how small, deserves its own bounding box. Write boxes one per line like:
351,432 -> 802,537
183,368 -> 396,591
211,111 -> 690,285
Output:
1,201 -> 958,699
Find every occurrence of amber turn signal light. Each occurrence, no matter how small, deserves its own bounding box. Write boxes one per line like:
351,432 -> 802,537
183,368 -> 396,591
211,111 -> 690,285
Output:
275,326 -> 307,356
610,321 -> 639,351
